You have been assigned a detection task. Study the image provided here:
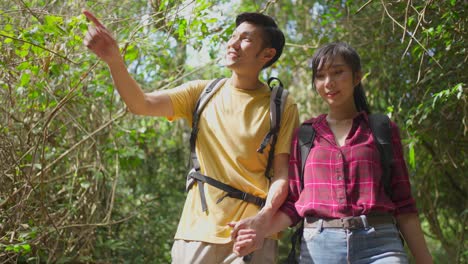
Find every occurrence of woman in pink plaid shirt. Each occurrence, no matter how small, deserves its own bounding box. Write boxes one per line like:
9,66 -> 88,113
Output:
231,43 -> 432,263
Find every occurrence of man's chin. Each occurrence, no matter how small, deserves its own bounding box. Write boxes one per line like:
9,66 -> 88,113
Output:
225,62 -> 238,70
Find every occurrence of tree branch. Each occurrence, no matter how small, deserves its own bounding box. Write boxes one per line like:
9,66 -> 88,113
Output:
35,110 -> 127,179
356,0 -> 374,14
0,33 -> 78,65
379,0 -> 442,68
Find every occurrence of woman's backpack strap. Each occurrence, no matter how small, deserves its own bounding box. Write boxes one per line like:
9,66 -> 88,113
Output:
368,113 -> 394,199
297,123 -> 316,191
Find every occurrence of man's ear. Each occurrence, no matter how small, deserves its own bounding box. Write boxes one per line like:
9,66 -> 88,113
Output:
262,48 -> 276,64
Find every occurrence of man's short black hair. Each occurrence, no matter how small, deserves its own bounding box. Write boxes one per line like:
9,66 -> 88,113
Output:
235,12 -> 285,69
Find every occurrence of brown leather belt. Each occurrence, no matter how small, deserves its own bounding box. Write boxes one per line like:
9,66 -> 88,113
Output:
304,214 -> 395,230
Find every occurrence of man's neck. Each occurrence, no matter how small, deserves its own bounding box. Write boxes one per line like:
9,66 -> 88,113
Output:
229,71 -> 262,90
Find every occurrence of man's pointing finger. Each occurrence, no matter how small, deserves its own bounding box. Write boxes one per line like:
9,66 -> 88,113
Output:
82,9 -> 105,28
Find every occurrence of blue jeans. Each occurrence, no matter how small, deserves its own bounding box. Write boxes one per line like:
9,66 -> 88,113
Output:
299,220 -> 408,264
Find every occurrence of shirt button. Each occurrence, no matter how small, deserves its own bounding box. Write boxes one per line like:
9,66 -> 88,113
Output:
337,176 -> 343,180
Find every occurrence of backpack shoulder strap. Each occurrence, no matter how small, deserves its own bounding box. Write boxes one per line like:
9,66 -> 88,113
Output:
368,113 -> 394,199
269,80 -> 289,135
190,78 -> 227,171
258,77 -> 289,179
297,122 -> 315,191
257,78 -> 289,153
192,78 -> 226,127
286,121 -> 315,264
187,78 -> 227,212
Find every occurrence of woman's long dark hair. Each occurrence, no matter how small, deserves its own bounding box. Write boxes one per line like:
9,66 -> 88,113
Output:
311,42 -> 370,114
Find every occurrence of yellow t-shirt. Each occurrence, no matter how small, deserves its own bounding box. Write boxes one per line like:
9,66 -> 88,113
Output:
168,79 -> 299,243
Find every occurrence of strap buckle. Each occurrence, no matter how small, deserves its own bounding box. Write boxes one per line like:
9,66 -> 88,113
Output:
257,132 -> 273,153
256,197 -> 266,208
186,168 -> 196,191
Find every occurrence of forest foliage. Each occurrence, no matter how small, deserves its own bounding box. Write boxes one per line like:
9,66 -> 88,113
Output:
0,0 -> 466,263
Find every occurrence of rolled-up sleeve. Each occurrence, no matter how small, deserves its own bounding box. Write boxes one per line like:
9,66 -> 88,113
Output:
279,129 -> 303,226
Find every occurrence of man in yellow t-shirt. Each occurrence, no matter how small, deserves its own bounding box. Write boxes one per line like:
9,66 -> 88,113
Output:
83,10 -> 299,263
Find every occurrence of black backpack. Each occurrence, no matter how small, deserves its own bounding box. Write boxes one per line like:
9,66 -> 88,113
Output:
286,113 -> 394,263
186,77 -> 289,212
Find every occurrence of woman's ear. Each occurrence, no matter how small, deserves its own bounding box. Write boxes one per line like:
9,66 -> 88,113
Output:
354,71 -> 363,87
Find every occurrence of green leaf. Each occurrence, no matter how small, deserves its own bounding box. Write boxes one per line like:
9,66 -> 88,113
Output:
124,45 -> 139,61
43,15 -> 65,35
455,83 -> 463,99
20,73 -> 31,87
425,27 -> 434,36
3,37 -> 13,44
201,23 -> 208,34
44,15 -> 63,26
80,181 -> 91,189
15,44 -> 30,58
408,143 -> 416,169
178,19 -> 187,41
159,0 -> 169,11
4,24 -> 13,32
14,245 -> 20,253
21,244 -> 31,253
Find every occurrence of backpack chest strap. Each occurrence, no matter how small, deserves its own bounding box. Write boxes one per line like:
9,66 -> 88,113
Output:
187,169 -> 266,212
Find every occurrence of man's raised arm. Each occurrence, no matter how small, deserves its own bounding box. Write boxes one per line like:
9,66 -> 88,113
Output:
83,10 -> 173,117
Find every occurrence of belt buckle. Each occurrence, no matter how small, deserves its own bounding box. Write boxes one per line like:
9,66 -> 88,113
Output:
341,216 -> 362,229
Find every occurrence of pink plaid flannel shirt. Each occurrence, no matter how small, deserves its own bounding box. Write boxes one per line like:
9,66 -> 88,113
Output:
280,112 -> 417,226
